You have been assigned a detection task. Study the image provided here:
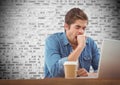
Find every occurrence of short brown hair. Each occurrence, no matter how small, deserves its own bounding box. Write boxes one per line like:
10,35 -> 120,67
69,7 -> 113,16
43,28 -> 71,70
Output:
65,8 -> 88,25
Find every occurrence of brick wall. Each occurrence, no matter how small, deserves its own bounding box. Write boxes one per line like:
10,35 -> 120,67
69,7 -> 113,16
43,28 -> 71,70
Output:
0,0 -> 120,79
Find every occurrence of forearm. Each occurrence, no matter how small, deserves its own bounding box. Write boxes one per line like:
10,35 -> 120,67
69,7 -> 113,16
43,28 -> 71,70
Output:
68,45 -> 84,61
51,63 -> 64,77
68,34 -> 86,61
50,57 -> 67,77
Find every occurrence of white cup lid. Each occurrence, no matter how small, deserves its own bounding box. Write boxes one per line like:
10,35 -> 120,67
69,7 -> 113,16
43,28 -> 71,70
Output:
64,61 -> 77,65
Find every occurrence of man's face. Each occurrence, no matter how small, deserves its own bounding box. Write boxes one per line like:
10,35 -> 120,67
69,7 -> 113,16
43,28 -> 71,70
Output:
65,19 -> 88,45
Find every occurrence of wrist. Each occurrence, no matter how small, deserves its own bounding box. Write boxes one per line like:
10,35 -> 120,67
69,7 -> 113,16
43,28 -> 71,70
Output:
76,45 -> 84,51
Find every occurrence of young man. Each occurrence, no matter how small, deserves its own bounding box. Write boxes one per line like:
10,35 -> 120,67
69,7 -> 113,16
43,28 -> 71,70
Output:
44,8 -> 100,78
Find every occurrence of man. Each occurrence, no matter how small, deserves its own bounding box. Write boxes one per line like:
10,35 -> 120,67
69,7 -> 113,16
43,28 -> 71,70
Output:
44,8 -> 100,78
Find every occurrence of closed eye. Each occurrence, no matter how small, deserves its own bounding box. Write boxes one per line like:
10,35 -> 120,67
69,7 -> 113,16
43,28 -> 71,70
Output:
75,25 -> 81,29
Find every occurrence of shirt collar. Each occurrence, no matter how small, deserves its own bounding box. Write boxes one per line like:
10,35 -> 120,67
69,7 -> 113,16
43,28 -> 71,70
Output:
62,32 -> 88,46
62,32 -> 69,46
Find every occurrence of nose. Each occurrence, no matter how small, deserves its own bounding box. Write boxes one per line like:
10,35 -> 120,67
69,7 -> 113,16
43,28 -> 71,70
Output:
78,28 -> 84,35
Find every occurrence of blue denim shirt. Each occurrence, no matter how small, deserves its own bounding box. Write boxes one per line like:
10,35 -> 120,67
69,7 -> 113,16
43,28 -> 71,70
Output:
44,32 -> 100,78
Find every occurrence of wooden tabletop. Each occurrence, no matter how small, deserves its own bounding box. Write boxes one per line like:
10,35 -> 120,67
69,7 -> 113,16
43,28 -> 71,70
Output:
0,78 -> 120,85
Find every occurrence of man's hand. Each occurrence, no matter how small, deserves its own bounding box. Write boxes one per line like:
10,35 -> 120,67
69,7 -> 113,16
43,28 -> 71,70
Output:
67,35 -> 87,61
77,35 -> 86,50
77,68 -> 88,77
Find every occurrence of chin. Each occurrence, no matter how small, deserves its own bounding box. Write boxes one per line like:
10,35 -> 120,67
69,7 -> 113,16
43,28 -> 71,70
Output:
73,41 -> 78,45
74,39 -> 77,44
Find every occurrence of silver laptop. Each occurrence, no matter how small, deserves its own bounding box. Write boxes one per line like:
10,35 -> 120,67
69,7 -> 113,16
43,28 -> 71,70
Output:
78,39 -> 120,79
98,39 -> 120,79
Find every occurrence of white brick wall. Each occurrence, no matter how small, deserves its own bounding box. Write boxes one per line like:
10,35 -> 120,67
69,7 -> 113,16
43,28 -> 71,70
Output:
0,0 -> 120,79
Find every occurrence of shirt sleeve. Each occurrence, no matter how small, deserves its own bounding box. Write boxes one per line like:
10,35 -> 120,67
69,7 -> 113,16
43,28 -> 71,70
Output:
45,36 -> 68,77
91,39 -> 100,72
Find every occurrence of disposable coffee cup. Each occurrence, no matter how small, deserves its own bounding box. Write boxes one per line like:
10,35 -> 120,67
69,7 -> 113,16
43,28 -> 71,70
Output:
64,61 -> 77,79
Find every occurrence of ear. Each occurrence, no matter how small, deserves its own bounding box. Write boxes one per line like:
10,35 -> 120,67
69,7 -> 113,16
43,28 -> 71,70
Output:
64,23 -> 69,31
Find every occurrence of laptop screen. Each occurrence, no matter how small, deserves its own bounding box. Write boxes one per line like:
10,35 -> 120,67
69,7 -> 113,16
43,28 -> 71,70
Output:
98,39 -> 120,78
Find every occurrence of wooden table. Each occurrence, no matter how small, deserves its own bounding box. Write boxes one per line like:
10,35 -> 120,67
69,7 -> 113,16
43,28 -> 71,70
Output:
0,78 -> 120,85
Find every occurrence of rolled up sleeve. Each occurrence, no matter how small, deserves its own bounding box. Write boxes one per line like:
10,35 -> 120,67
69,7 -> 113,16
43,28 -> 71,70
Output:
45,36 -> 68,77
91,40 -> 100,72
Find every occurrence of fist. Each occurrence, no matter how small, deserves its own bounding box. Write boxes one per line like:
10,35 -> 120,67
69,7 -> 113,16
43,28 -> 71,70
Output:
77,35 -> 86,49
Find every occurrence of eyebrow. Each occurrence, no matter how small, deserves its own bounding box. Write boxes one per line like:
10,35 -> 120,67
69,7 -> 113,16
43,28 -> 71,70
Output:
76,25 -> 81,27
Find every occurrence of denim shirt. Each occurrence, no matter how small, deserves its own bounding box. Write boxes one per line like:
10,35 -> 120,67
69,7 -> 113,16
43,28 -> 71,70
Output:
44,32 -> 100,78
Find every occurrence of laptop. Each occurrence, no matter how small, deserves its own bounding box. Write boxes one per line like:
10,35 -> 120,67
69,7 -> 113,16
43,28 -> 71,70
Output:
98,39 -> 120,79
78,39 -> 120,79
